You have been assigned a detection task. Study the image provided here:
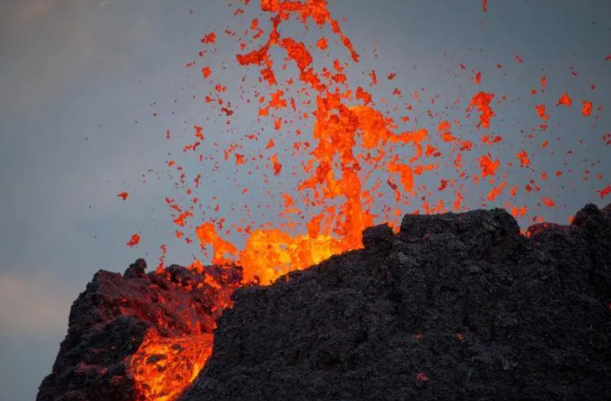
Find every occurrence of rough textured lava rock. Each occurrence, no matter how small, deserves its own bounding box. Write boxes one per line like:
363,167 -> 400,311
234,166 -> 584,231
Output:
37,260 -> 241,401
181,204 -> 611,401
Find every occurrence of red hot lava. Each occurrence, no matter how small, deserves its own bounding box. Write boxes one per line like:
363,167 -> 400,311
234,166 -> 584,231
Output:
120,1 -> 610,399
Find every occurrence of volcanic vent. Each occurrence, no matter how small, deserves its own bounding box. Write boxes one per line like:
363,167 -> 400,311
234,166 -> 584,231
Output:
39,203 -> 611,401
183,202 -> 611,401
37,0 -> 611,399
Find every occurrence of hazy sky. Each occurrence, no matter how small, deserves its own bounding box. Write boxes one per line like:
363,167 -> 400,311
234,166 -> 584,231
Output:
1,1 -> 610,400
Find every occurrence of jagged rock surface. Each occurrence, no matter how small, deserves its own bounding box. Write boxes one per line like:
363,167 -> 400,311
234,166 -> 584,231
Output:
182,204 -> 611,401
37,260 -> 241,401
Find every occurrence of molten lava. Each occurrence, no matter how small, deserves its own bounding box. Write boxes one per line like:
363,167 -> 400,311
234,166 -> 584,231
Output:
121,0 -> 610,399
128,332 -> 213,401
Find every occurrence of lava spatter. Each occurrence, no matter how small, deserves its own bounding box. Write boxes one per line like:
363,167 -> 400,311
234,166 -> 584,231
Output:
122,1 -> 610,399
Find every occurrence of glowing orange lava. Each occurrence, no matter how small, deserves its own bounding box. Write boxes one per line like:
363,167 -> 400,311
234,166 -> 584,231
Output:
127,233 -> 141,248
128,332 -> 213,401
121,0 -> 610,399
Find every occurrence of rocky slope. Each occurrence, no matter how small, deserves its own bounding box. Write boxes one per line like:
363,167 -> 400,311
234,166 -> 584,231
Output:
38,203 -> 611,401
181,203 -> 611,401
37,260 -> 241,401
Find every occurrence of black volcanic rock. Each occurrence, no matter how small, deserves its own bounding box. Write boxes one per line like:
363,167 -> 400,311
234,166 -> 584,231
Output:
181,204 -> 611,401
37,260 -> 241,401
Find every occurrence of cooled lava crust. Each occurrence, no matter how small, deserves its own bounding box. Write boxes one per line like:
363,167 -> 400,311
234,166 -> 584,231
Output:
39,203 -> 611,401
183,203 -> 611,401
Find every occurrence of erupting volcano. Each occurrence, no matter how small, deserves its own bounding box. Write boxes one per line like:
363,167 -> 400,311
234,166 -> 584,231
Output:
37,1 -> 611,400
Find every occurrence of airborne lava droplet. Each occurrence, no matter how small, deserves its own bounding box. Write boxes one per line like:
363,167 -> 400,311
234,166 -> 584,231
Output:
202,31 -> 216,44
582,100 -> 593,117
126,233 -> 140,248
479,154 -> 500,177
516,150 -> 531,167
541,197 -> 556,208
557,92 -> 573,107
317,37 -> 328,50
467,92 -> 496,129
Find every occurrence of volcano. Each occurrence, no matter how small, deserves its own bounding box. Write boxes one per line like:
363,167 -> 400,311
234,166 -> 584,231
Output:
35,1 -> 611,400
38,202 -> 611,401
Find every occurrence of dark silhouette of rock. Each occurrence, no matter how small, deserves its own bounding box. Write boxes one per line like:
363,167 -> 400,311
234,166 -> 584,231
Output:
36,261 -> 242,401
38,204 -> 611,401
181,204 -> 611,401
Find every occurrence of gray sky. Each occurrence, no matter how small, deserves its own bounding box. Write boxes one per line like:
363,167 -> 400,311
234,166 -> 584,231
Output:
1,1 -> 610,400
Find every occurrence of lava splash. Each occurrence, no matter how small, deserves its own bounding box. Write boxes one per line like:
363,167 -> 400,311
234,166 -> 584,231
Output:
121,0 -> 611,399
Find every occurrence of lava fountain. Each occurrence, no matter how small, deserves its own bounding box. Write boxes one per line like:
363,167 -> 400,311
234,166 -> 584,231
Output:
121,1 -> 610,399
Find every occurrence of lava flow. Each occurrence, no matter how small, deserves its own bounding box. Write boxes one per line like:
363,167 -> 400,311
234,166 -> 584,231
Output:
121,0 -> 610,400
127,332 -> 213,401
